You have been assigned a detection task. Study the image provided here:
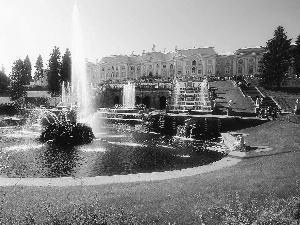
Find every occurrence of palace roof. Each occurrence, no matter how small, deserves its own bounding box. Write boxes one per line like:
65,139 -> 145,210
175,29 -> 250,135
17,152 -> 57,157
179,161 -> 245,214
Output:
99,47 -> 217,65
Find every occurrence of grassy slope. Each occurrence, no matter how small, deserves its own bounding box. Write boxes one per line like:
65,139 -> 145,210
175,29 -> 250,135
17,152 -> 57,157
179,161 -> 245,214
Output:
1,120 -> 300,224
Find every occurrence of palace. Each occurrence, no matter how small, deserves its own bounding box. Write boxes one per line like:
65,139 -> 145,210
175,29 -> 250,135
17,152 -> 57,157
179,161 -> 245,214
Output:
86,45 -> 266,85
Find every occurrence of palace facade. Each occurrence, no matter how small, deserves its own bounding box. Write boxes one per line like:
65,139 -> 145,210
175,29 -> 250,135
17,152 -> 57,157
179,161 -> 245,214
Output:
86,46 -> 266,85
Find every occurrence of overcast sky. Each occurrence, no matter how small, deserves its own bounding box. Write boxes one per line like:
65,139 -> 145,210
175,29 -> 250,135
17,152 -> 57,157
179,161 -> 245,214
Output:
0,0 -> 300,74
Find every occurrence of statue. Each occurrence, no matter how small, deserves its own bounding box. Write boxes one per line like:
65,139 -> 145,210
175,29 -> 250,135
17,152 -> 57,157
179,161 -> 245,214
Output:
295,99 -> 299,114
234,135 -> 246,152
227,100 -> 233,116
152,44 -> 156,52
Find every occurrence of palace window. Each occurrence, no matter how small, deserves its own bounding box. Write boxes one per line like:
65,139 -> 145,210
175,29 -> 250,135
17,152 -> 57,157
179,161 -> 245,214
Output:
122,72 -> 126,77
116,66 -> 118,70
122,65 -> 125,70
238,59 -> 243,64
238,66 -> 242,74
226,59 -> 231,65
149,65 -> 153,69
143,65 -> 146,70
198,65 -> 202,74
208,59 -> 212,65
208,65 -> 212,73
192,67 -> 196,74
248,66 -> 254,74
170,64 -> 173,69
249,58 -> 254,64
112,66 -> 114,70
101,67 -> 105,71
177,61 -> 182,66
225,67 -> 230,74
198,60 -> 202,65
192,60 -> 196,66
156,64 -> 159,68
137,65 -> 140,70
163,64 -> 167,68
131,66 -> 134,71
217,59 -> 221,65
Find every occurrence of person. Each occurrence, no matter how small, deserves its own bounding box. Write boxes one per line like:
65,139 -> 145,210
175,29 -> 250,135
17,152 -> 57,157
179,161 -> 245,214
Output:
234,134 -> 246,152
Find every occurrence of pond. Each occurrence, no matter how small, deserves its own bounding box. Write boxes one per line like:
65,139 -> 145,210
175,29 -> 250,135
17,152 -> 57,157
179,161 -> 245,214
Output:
0,116 -> 227,178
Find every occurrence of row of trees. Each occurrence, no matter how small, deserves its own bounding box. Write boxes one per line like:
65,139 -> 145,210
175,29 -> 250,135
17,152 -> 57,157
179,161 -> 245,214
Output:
259,26 -> 300,88
4,47 -> 72,100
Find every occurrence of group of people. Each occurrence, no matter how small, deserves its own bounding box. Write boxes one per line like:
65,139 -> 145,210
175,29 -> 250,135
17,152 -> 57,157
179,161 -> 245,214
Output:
257,106 -> 280,120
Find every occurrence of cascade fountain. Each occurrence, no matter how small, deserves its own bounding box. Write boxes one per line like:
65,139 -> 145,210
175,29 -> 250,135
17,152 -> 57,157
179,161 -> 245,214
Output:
169,78 -> 213,114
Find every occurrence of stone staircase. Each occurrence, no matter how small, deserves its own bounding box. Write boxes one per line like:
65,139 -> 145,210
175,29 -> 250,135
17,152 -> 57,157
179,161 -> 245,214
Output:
260,96 -> 278,109
240,82 -> 279,110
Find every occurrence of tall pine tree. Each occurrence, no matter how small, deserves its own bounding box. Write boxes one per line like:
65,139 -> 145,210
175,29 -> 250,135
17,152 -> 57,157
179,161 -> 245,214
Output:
293,35 -> 300,78
259,26 -> 292,88
34,55 -> 44,81
47,46 -> 61,96
23,55 -> 32,85
0,70 -> 9,94
10,59 -> 27,100
60,48 -> 71,84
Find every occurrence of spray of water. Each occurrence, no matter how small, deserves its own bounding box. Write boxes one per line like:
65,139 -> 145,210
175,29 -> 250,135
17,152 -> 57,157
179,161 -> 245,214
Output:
122,82 -> 136,108
72,0 -> 92,117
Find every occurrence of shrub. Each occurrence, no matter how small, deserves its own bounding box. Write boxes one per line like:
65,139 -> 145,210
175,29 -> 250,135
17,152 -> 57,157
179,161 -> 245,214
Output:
40,121 -> 94,145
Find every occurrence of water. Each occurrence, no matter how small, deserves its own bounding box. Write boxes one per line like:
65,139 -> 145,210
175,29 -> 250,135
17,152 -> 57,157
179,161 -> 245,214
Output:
71,0 -> 92,115
123,82 -> 135,108
170,79 -> 212,112
0,119 -> 226,178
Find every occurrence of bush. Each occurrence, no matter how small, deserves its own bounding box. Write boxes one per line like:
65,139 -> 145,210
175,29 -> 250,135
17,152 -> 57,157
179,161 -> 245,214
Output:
40,121 -> 94,145
0,103 -> 17,115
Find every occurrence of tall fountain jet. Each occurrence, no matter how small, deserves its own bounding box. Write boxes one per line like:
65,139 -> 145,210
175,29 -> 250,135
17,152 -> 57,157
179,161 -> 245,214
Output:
72,0 -> 91,116
123,82 -> 135,108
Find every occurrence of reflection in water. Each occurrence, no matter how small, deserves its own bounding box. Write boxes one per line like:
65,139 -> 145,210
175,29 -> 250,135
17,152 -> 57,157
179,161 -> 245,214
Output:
42,144 -> 81,177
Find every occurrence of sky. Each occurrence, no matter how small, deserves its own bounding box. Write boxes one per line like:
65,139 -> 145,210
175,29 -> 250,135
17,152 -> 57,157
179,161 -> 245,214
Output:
0,0 -> 300,75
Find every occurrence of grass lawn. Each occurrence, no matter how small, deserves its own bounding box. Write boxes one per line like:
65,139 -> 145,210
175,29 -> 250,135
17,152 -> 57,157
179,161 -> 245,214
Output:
1,120 -> 300,224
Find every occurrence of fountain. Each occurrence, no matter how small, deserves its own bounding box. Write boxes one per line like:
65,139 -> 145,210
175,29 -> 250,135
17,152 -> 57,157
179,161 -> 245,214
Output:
0,1 -> 233,179
122,81 -> 135,109
169,78 -> 213,114
71,0 -> 92,117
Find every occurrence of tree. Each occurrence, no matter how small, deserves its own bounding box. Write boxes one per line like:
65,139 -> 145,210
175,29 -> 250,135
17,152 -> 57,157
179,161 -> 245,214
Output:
60,48 -> 71,84
10,59 -> 27,100
34,54 -> 44,81
23,55 -> 32,85
293,35 -> 300,77
259,26 -> 292,88
0,70 -> 10,93
47,46 -> 61,96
